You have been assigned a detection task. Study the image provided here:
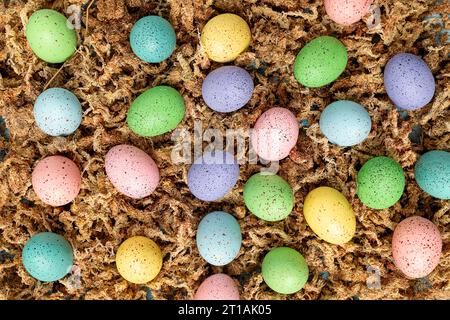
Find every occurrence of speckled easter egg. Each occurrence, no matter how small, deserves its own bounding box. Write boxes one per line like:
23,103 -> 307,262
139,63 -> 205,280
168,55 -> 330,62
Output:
357,156 -> 405,209
324,0 -> 373,25
105,144 -> 160,199
262,247 -> 309,295
414,150 -> 450,199
392,216 -> 442,278
196,211 -> 242,266
130,15 -> 176,63
251,107 -> 299,161
201,13 -> 251,63
116,236 -> 163,284
187,150 -> 239,202
26,9 -> 77,63
33,88 -> 82,136
194,274 -> 240,300
127,86 -> 185,137
303,187 -> 356,245
319,100 -> 371,147
243,173 -> 294,222
22,232 -> 73,282
294,36 -> 347,88
202,66 -> 254,113
384,53 -> 435,110
32,155 -> 81,206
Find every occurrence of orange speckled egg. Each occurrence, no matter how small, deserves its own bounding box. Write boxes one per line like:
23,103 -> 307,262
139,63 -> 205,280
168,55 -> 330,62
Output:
32,155 -> 81,206
324,0 -> 373,25
194,274 -> 240,300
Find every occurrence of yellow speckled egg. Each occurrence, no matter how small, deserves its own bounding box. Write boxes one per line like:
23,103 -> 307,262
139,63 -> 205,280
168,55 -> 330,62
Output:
115,236 -> 163,284
303,187 -> 356,245
201,13 -> 251,63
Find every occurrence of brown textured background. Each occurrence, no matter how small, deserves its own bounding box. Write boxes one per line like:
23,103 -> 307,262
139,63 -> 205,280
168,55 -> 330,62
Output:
0,0 -> 449,300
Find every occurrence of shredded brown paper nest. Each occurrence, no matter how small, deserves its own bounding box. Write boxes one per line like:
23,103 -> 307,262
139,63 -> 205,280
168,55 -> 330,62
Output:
0,0 -> 449,300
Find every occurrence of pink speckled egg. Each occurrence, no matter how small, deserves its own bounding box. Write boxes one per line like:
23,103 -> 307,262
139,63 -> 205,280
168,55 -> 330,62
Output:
251,107 -> 299,161
392,216 -> 442,279
32,155 -> 81,206
105,144 -> 159,199
324,0 -> 373,25
194,274 -> 240,300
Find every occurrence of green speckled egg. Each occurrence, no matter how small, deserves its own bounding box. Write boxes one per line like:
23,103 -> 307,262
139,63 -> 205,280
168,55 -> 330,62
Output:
262,247 -> 309,294
26,9 -> 77,63
243,173 -> 294,222
127,86 -> 185,137
357,156 -> 405,209
414,150 -> 450,199
293,36 -> 347,88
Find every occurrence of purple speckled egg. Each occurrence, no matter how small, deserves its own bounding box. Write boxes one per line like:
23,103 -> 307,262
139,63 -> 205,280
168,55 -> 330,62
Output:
187,150 -> 240,201
202,66 -> 254,113
384,53 -> 435,110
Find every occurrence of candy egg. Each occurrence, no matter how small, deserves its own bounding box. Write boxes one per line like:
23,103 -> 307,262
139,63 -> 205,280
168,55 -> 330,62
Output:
22,232 -> 73,282
26,9 -> 77,63
262,247 -> 309,294
384,53 -> 435,110
187,150 -> 239,202
196,211 -> 241,266
194,274 -> 240,300
202,66 -> 254,113
201,13 -> 251,63
414,150 -> 450,199
32,155 -> 81,206
294,36 -> 347,88
319,100 -> 371,147
116,236 -> 163,284
325,0 -> 373,25
251,107 -> 299,161
392,216 -> 442,278
34,88 -> 82,136
130,15 -> 176,63
127,86 -> 185,137
243,173 -> 294,222
105,144 -> 160,199
357,156 -> 405,209
303,187 -> 356,244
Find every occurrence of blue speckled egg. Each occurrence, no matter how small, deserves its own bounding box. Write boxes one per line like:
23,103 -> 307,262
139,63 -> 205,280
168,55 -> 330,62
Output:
22,232 -> 74,282
188,150 -> 240,202
196,211 -> 242,266
319,100 -> 371,147
130,15 -> 176,63
34,88 -> 82,136
414,150 -> 450,199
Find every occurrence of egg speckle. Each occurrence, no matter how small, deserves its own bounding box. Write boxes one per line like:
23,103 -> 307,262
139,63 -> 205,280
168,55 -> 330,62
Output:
325,0 -> 374,25
194,273 -> 240,300
414,150 -> 450,200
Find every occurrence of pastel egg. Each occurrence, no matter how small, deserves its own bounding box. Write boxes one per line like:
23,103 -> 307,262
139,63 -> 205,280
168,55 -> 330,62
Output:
414,150 -> 450,199
243,173 -> 294,222
34,88 -> 82,136
26,9 -> 77,63
201,13 -> 251,63
294,36 -> 347,88
262,247 -> 309,294
303,187 -> 356,244
251,107 -> 299,161
384,53 -> 435,110
196,211 -> 242,266
325,0 -> 374,25
319,100 -> 371,147
127,86 -> 185,137
22,232 -> 74,282
130,15 -> 176,63
32,155 -> 81,206
116,236 -> 163,284
357,156 -> 405,209
202,66 -> 254,113
392,216 -> 442,278
194,274 -> 240,300
105,144 -> 160,199
187,150 -> 240,202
